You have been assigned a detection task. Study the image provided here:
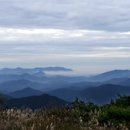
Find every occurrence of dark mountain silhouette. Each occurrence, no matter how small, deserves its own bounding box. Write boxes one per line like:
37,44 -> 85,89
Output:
8,87 -> 43,98
48,84 -> 130,105
81,84 -> 130,104
6,94 -> 68,109
0,93 -> 12,100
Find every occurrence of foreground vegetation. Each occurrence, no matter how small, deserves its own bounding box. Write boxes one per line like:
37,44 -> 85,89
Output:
0,96 -> 130,130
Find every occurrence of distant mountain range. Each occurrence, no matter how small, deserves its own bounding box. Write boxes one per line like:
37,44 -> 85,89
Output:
5,94 -> 67,109
48,84 -> 130,104
0,67 -> 72,75
0,75 -> 87,94
0,68 -> 130,106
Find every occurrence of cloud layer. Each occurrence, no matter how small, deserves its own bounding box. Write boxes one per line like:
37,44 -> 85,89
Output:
0,0 -> 130,74
1,27 -> 130,42
0,0 -> 130,31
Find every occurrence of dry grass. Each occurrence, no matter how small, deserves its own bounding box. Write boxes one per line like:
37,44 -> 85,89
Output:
0,107 -> 128,130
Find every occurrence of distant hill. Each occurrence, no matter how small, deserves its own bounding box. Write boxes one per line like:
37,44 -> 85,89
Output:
48,84 -> 130,105
0,93 -> 12,101
80,84 -> 130,104
105,78 -> 130,86
70,81 -> 101,90
0,73 -> 47,83
89,70 -> 130,81
6,94 -> 68,109
0,79 -> 44,93
33,71 -> 46,77
48,81 -> 101,101
48,88 -> 79,101
8,87 -> 43,98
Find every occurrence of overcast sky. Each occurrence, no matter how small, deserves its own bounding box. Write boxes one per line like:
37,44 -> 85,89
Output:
0,0 -> 130,75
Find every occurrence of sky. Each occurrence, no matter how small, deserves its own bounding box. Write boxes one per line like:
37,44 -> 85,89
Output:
0,0 -> 130,75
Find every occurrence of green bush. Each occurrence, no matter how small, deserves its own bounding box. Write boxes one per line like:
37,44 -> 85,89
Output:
99,106 -> 130,124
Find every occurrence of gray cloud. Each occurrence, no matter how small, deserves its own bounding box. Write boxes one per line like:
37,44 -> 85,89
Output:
0,0 -> 130,74
0,0 -> 130,31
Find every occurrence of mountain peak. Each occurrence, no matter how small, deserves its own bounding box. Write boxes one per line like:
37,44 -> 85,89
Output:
90,69 -> 130,81
9,87 -> 43,98
6,94 -> 67,109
